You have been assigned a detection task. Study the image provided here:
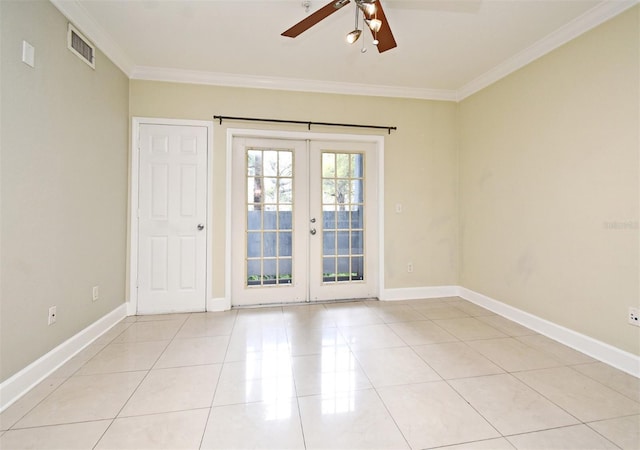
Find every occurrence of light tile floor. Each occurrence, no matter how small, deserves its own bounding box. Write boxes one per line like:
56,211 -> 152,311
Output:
1,297 -> 639,449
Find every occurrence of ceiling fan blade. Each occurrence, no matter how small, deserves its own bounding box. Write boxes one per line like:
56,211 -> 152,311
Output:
282,0 -> 351,38
366,0 -> 397,53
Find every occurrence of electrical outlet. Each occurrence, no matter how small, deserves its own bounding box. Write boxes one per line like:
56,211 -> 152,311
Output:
407,262 -> 414,273
92,286 -> 99,302
629,307 -> 639,327
48,306 -> 57,325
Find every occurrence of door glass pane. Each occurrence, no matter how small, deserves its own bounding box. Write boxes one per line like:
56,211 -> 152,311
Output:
337,231 -> 349,255
336,154 -> 349,178
323,231 -> 336,255
350,180 -> 364,203
336,211 -> 349,229
247,260 -> 261,285
323,257 -> 336,282
321,151 -> 365,284
247,232 -> 261,257
279,179 -> 292,204
279,209 -> 292,229
280,152 -> 293,176
263,210 -> 277,230
322,153 -> 335,177
351,256 -> 364,281
322,179 -> 336,204
246,147 -> 294,287
337,257 -> 350,278
263,232 -> 277,257
263,151 -> 278,176
279,232 -> 292,257
351,231 -> 363,254
351,208 -> 363,229
279,258 -> 292,284
263,259 -> 277,284
247,207 -> 261,230
263,178 -> 277,204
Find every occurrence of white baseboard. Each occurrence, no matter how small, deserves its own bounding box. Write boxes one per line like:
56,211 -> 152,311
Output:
0,304 -> 128,412
380,285 -> 459,301
207,297 -> 230,312
126,300 -> 136,316
458,287 -> 640,378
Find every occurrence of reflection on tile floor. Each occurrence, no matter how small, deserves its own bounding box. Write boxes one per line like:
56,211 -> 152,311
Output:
1,297 -> 638,449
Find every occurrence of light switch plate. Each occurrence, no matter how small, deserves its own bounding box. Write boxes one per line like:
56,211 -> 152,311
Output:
22,41 -> 35,67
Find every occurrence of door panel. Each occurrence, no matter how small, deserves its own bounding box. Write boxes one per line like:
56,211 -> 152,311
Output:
138,124 -> 208,314
231,138 -> 308,305
309,141 -> 378,301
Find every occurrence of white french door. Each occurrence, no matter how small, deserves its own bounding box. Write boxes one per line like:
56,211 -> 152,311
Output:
231,136 -> 378,306
136,123 -> 208,314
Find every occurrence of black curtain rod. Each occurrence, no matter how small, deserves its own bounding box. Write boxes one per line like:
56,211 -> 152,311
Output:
213,115 -> 397,135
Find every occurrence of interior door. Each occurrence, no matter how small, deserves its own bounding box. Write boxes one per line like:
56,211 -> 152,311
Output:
137,124 -> 208,314
231,136 -> 378,306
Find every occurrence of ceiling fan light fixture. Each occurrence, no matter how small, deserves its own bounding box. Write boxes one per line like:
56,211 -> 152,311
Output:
346,29 -> 362,44
365,18 -> 382,32
356,0 -> 376,16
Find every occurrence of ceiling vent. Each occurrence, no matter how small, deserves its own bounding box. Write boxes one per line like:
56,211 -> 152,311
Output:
67,23 -> 95,69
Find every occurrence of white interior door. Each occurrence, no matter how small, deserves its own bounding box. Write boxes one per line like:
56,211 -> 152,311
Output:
137,124 -> 208,314
231,136 -> 378,306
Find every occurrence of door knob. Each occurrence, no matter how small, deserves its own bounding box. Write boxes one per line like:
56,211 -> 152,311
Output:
310,218 -> 316,223
197,224 -> 205,231
310,228 -> 317,235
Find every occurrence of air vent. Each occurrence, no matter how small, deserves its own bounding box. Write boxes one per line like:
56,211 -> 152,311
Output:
67,23 -> 95,69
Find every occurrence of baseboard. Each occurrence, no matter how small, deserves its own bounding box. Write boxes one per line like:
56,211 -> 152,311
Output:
380,285 -> 459,301
458,287 -> 640,378
0,304 -> 128,412
207,297 -> 231,312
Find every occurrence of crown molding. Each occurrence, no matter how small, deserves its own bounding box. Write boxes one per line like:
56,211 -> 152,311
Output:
50,0 -> 636,102
456,0 -> 639,101
50,0 -> 134,76
130,66 -> 458,101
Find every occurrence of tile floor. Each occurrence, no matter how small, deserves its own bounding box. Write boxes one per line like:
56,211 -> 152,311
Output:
1,297 -> 638,449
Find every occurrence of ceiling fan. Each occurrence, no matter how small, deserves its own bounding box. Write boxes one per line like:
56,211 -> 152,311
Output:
282,0 -> 397,53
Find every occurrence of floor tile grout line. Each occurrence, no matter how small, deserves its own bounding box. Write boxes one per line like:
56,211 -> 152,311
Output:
508,366 -> 623,429
570,363 -> 640,403
92,315 -> 191,445
503,422 -> 625,449
284,319 -> 309,450
513,363 -> 640,419
437,374 -> 505,443
370,385 -> 413,450
3,318 -> 137,432
583,416 -> 636,450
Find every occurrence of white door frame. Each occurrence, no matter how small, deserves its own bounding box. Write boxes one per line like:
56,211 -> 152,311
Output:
129,117 -> 214,315
225,128 -> 385,306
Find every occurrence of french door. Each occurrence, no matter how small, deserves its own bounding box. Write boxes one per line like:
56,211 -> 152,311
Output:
231,137 -> 379,306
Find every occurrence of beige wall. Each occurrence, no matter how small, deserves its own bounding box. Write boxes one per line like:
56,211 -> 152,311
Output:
458,6 -> 639,355
129,83 -> 460,298
0,1 -> 129,381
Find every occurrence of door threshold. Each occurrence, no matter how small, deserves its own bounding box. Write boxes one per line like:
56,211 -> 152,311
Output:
231,297 -> 379,310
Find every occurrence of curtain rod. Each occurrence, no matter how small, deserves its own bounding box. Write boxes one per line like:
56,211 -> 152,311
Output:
213,115 -> 397,134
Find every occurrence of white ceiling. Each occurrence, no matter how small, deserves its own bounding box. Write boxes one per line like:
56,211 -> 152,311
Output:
52,0 -> 635,100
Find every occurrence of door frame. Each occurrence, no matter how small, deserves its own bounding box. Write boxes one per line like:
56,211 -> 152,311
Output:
225,128 -> 385,306
128,117 -> 214,315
